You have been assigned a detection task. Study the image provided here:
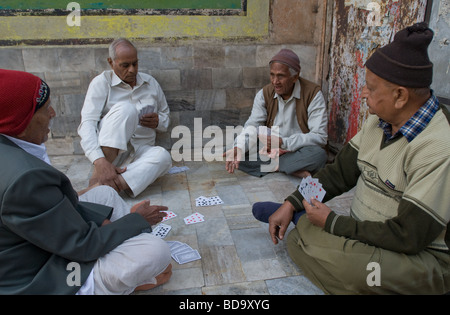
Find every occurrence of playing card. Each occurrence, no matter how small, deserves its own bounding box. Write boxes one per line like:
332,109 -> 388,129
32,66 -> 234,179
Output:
161,210 -> 177,222
208,196 -> 224,205
184,212 -> 205,225
195,195 -> 224,207
195,196 -> 209,207
174,250 -> 201,264
166,241 -> 201,264
168,166 -> 189,174
313,185 -> 326,202
138,104 -> 155,119
151,223 -> 171,238
166,241 -> 183,251
298,176 -> 326,205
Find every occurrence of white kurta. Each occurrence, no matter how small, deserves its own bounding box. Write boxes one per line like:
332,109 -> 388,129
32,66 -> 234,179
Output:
78,71 -> 172,197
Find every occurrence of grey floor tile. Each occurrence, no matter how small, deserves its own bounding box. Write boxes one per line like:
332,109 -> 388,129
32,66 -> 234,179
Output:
231,227 -> 277,263
199,245 -> 246,286
266,276 -> 325,295
215,184 -> 250,206
202,281 -> 269,295
196,217 -> 234,246
241,258 -> 287,281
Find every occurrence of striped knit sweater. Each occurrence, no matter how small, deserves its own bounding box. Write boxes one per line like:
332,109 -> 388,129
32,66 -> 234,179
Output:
286,104 -> 450,254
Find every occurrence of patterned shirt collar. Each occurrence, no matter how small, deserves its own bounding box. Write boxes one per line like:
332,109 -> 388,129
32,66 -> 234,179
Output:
378,92 -> 440,143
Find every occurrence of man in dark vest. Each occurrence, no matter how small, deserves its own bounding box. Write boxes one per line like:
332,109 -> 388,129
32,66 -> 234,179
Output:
224,49 -> 328,224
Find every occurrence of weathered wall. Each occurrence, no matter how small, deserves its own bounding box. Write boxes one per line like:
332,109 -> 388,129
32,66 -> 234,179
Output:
0,0 -> 328,155
429,0 -> 450,101
327,0 -> 428,147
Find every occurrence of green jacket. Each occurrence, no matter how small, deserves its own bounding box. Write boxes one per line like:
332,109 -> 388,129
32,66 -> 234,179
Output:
286,104 -> 450,255
0,135 -> 150,294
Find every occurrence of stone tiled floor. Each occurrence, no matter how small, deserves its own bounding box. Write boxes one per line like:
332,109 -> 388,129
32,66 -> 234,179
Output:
50,154 -> 354,295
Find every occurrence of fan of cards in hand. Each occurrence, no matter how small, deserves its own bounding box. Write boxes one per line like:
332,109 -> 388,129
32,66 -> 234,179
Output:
138,104 -> 155,119
298,176 -> 326,205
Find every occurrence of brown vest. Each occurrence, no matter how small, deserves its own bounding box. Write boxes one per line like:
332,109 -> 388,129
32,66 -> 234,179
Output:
263,77 -> 321,134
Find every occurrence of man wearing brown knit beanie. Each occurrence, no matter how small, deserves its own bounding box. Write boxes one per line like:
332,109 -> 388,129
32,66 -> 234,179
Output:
269,23 -> 450,294
224,48 -> 328,180
224,48 -> 329,226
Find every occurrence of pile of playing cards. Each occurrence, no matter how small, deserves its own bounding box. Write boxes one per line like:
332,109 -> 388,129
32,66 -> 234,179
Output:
298,176 -> 326,205
184,212 -> 205,225
195,195 -> 224,207
151,223 -> 172,238
167,241 -> 201,264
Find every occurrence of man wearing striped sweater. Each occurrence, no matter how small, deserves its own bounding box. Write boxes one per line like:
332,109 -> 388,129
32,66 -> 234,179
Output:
268,23 -> 449,294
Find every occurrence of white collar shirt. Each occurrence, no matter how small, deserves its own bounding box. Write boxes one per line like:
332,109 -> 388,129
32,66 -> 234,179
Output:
78,70 -> 170,163
235,79 -> 328,153
3,134 -> 51,165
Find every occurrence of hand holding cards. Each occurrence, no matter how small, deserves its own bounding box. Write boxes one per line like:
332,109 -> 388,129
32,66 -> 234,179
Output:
138,104 -> 155,119
298,176 -> 326,204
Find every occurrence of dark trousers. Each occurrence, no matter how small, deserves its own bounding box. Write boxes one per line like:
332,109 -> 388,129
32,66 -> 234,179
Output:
238,145 -> 327,177
252,201 -> 305,224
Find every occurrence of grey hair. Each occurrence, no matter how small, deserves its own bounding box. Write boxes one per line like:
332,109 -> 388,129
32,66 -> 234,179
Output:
289,67 -> 300,77
270,61 -> 300,77
109,38 -> 136,61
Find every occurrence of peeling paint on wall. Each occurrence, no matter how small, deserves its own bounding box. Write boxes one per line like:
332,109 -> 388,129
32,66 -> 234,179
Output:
429,0 -> 450,99
327,0 -> 427,146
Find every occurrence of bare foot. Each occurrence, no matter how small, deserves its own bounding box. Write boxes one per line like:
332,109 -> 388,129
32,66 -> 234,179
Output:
134,264 -> 173,292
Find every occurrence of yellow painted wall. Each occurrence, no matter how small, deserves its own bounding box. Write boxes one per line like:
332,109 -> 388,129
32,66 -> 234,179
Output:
0,0 -> 269,43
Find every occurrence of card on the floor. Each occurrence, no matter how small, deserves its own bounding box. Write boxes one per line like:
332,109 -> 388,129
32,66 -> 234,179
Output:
208,196 -> 224,205
195,196 -> 209,207
166,241 -> 201,264
184,212 -> 205,225
298,176 -> 326,205
174,250 -> 201,264
151,223 -> 171,238
195,195 -> 224,207
161,210 -> 177,222
168,166 -> 189,174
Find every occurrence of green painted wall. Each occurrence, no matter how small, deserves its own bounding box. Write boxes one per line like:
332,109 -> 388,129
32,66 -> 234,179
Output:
0,0 -> 242,10
0,0 -> 268,44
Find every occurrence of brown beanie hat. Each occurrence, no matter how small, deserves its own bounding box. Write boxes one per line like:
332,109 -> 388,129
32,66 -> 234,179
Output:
365,22 -> 434,88
270,49 -> 301,74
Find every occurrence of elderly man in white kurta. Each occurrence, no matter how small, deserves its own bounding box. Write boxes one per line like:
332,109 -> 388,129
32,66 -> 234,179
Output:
78,39 -> 172,198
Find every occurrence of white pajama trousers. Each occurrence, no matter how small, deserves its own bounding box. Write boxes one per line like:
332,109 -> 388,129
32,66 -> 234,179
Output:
98,102 -> 172,197
78,186 -> 171,295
